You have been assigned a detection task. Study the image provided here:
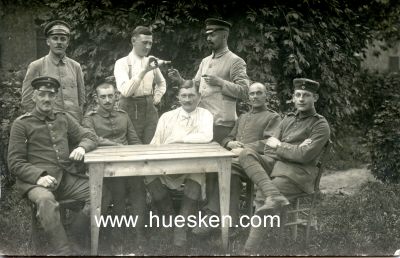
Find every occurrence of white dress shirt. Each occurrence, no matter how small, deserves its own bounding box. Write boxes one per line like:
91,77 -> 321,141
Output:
114,50 -> 166,98
150,107 -> 213,145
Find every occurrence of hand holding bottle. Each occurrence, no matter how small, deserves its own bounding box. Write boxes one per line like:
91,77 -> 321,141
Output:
148,56 -> 171,68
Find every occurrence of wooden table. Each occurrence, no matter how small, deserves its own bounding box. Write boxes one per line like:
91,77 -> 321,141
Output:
84,142 -> 235,255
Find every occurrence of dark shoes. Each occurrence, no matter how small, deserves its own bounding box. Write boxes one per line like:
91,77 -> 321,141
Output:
256,195 -> 289,214
191,209 -> 219,236
243,226 -> 266,254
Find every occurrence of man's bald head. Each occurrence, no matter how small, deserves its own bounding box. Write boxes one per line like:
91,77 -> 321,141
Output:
249,82 -> 267,94
248,82 -> 267,108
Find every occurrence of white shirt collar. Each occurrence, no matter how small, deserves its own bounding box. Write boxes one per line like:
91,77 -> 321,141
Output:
128,49 -> 144,62
178,107 -> 198,117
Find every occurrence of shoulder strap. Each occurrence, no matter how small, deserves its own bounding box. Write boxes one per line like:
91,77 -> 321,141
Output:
151,68 -> 156,95
127,55 -> 132,79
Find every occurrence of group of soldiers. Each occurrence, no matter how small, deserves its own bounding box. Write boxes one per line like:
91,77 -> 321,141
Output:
7,17 -> 330,255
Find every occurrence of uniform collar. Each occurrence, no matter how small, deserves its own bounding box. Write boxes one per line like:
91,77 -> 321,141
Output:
31,107 -> 56,121
296,107 -> 317,119
97,106 -> 117,118
250,105 -> 268,114
48,51 -> 67,65
212,46 -> 229,58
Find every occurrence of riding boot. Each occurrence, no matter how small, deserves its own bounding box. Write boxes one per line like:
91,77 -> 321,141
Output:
173,196 -> 198,247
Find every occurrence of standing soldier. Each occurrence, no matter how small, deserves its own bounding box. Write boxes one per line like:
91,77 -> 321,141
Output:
114,26 -> 167,144
168,17 -> 250,218
21,20 -> 85,123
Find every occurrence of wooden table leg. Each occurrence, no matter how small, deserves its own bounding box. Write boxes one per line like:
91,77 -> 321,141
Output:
217,157 -> 231,250
89,163 -> 104,255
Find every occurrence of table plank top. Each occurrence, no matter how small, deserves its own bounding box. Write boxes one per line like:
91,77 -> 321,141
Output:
84,142 -> 235,163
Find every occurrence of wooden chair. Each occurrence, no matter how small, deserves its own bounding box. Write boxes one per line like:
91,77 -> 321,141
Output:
278,139 -> 332,245
242,139 -> 332,245
29,199 -> 84,254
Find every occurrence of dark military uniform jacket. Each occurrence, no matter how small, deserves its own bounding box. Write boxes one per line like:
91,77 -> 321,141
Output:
7,109 -> 98,196
82,106 -> 141,146
266,108 -> 330,193
221,105 -> 281,154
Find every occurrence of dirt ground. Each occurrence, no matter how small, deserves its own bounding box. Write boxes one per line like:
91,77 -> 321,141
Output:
320,165 -> 377,195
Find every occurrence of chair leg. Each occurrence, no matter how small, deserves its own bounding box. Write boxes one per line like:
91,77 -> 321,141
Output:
305,215 -> 311,246
30,203 -> 39,254
291,199 -> 300,242
247,182 -> 255,217
305,194 -> 317,246
278,206 -> 288,248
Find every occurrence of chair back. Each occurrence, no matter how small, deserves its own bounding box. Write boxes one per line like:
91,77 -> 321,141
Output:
313,139 -> 332,192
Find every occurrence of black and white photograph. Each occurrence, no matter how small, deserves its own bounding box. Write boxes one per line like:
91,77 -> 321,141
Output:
0,0 -> 399,256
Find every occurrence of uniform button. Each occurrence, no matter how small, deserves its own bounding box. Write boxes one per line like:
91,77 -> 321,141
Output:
53,144 -> 56,147
57,157 -> 60,160
56,150 -> 59,152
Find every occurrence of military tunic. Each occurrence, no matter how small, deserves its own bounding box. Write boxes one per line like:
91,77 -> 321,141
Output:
82,106 -> 146,238
8,108 -> 98,196
261,108 -> 331,193
221,105 -> 281,154
21,52 -> 85,123
205,105 -> 282,219
82,106 -> 141,146
194,47 -> 250,129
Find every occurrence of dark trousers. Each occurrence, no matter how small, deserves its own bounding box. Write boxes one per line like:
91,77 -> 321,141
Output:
119,95 -> 158,144
205,125 -> 234,213
27,172 -> 90,254
238,148 -> 303,200
102,177 -> 147,245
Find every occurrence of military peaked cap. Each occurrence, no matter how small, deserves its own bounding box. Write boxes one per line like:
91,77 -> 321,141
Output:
205,18 -> 232,34
31,76 -> 60,93
44,20 -> 71,36
293,78 -> 320,93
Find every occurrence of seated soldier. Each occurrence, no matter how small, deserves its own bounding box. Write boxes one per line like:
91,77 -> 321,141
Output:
82,78 -> 145,252
192,82 -> 281,236
8,76 -> 98,255
145,80 -> 213,247
239,78 -> 330,252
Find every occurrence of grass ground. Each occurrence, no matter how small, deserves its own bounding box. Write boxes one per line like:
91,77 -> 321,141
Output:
1,174 -> 399,256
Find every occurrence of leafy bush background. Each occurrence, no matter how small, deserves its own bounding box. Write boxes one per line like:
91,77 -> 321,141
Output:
366,73 -> 400,183
1,1 -> 400,255
0,2 -> 399,185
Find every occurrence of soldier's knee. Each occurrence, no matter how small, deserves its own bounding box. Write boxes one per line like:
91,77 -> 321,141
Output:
238,148 -> 258,165
184,179 -> 201,200
147,178 -> 168,202
37,197 -> 59,213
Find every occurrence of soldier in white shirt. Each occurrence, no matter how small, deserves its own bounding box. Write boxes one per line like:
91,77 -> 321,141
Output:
114,26 -> 167,144
145,80 -> 213,248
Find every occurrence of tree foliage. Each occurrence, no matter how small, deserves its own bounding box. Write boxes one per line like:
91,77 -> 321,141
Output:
366,73 -> 400,183
25,0 -> 398,134
1,0 -> 400,183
